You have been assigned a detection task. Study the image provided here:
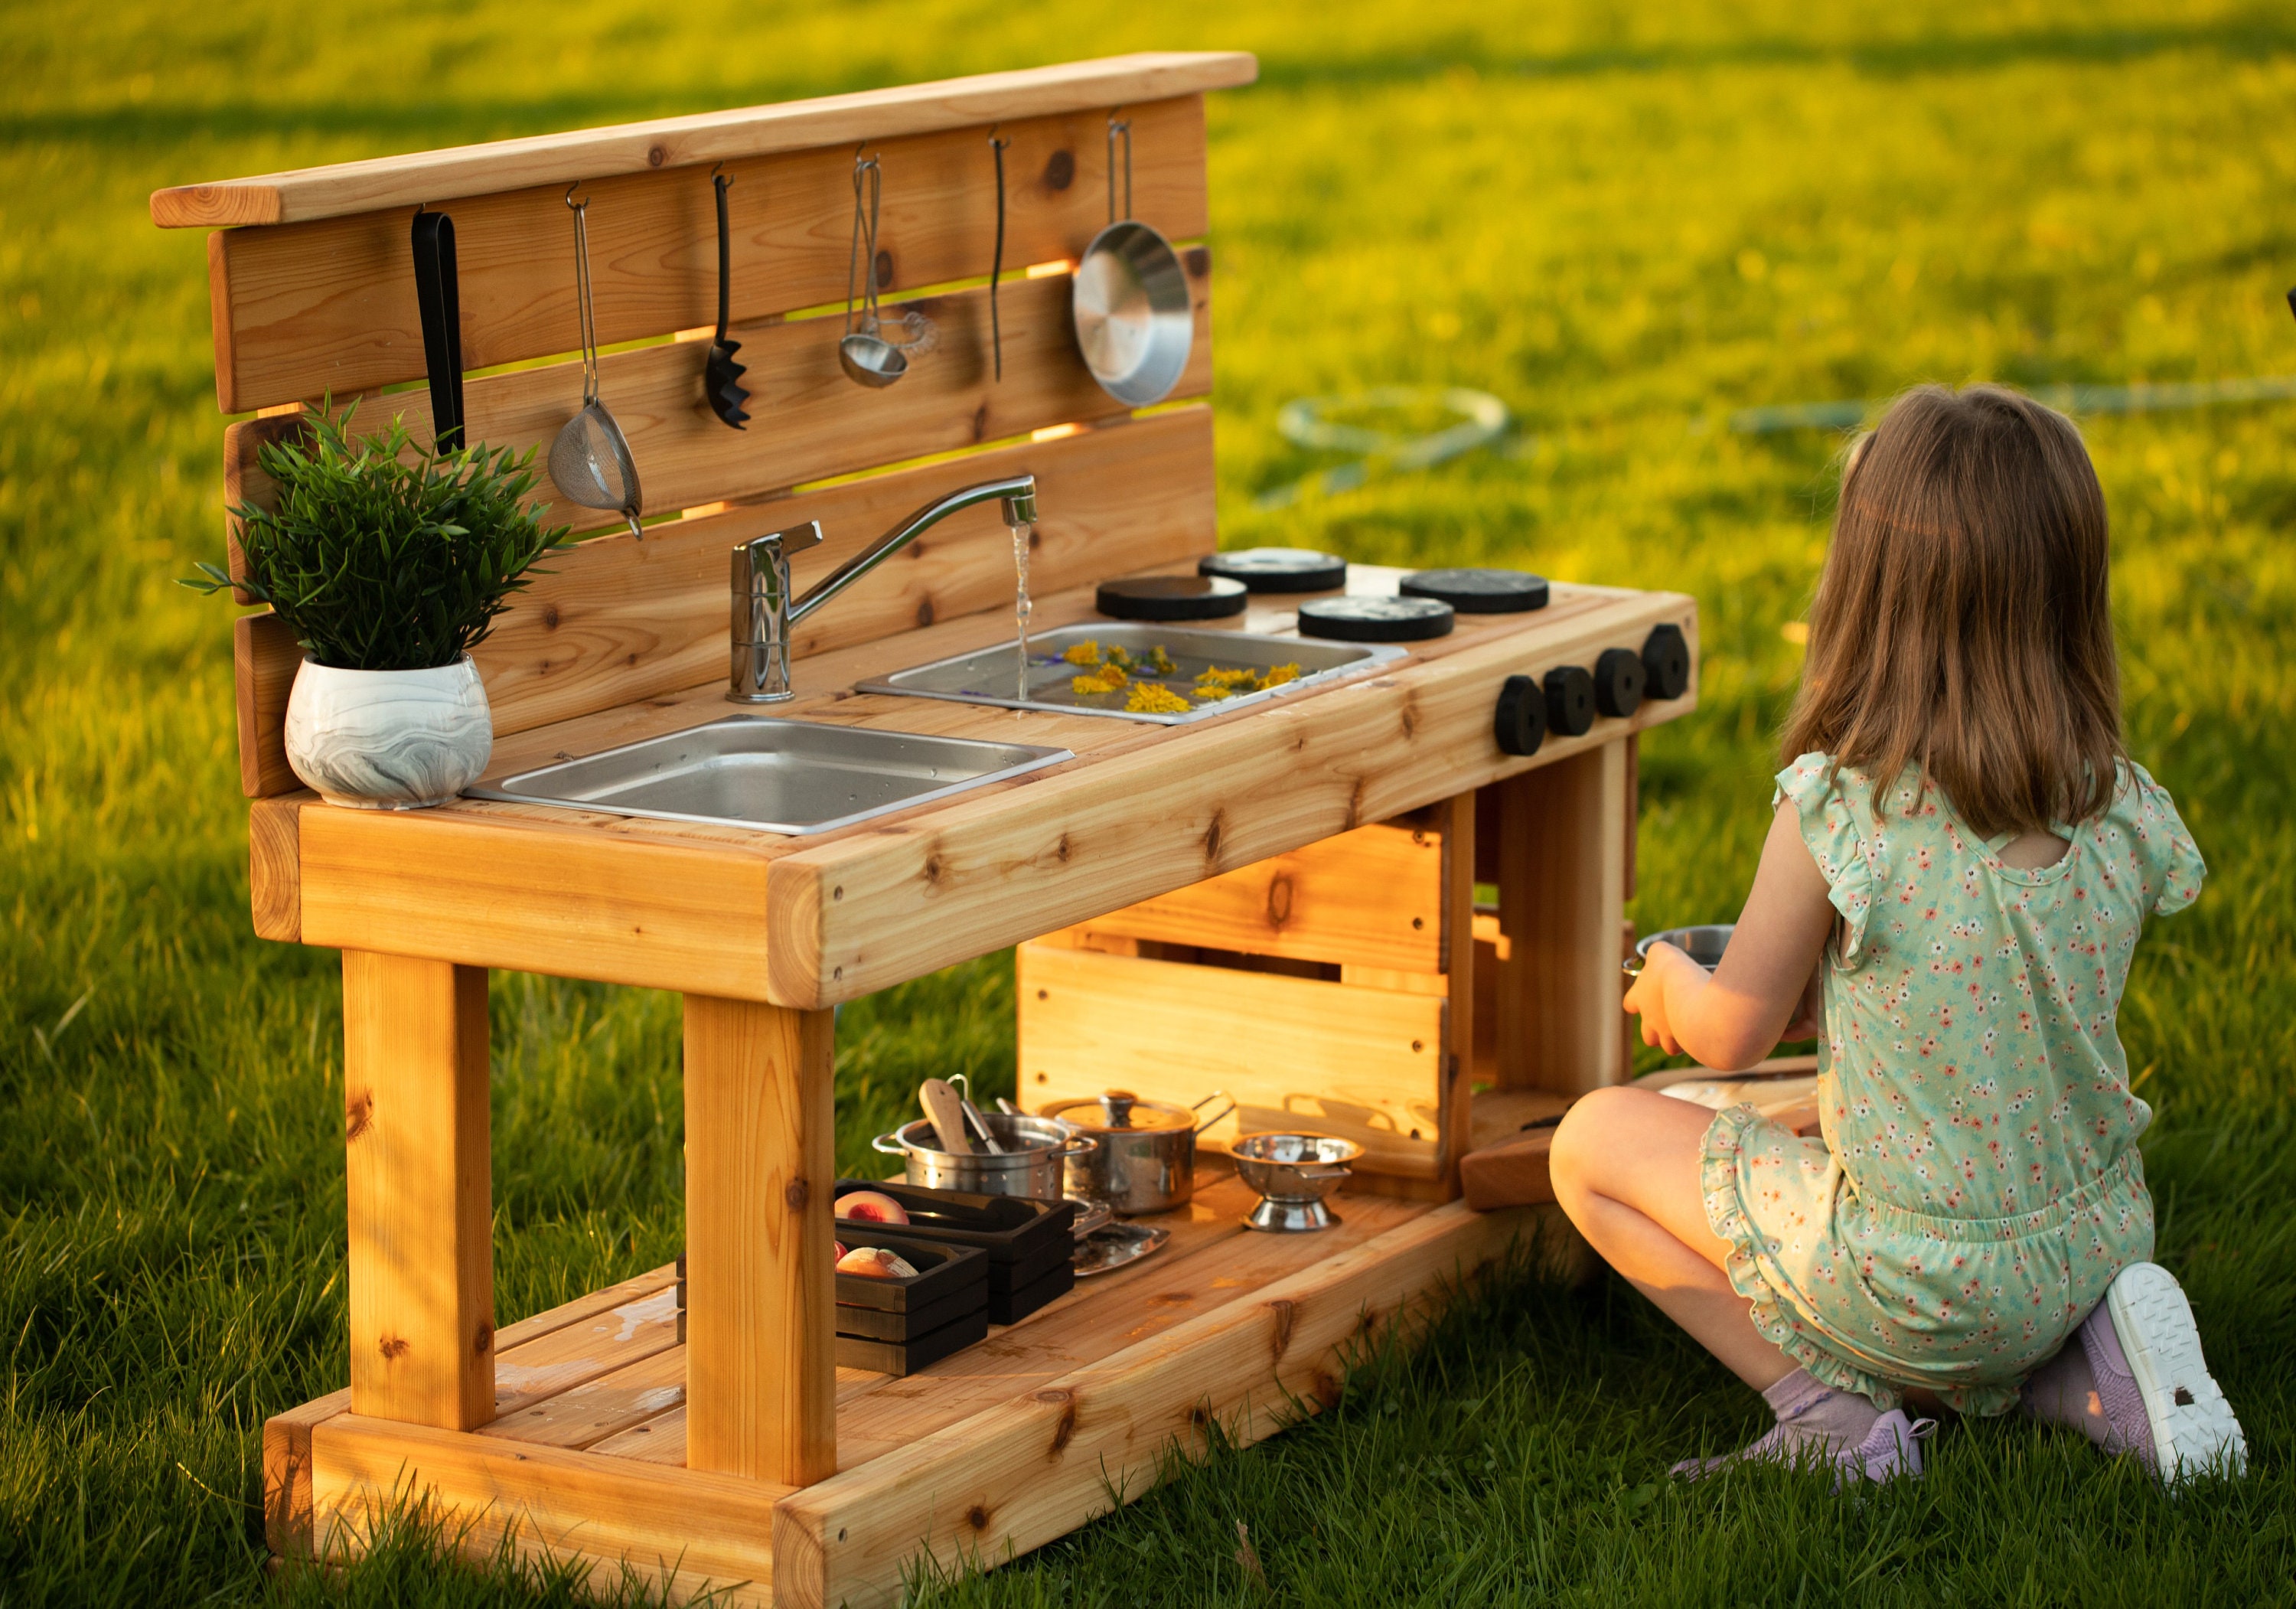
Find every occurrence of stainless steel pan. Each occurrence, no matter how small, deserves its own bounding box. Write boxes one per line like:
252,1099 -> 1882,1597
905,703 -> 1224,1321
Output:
1071,114 -> 1192,406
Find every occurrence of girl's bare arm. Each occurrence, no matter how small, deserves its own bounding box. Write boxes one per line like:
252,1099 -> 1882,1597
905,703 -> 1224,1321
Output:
1625,800 -> 1837,1069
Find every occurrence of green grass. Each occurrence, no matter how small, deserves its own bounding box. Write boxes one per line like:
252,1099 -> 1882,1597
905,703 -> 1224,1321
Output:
4,1 -> 2294,1602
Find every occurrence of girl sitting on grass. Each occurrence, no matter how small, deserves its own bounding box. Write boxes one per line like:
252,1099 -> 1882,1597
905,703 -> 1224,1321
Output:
1548,383 -> 2246,1484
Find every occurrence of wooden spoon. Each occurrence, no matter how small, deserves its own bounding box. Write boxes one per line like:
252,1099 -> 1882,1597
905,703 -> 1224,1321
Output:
918,1078 -> 974,1155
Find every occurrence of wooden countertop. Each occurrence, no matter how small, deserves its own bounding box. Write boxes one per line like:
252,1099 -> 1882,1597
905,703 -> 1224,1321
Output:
255,566 -> 1697,1006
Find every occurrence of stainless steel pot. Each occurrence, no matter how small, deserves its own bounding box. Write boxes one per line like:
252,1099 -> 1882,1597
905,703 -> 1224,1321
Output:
1622,923 -> 1734,977
871,1112 -> 1094,1200
1042,1090 -> 1235,1216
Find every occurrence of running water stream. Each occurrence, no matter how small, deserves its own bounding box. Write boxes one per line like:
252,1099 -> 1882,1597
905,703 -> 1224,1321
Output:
1009,517 -> 1034,700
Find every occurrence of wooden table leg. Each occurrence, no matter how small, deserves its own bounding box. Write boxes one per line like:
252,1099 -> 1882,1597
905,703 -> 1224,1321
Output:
683,995 -> 837,1486
341,951 -> 495,1430
1493,739 -> 1629,1095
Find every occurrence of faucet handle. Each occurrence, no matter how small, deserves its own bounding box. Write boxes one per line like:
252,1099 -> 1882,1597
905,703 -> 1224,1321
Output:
744,521 -> 824,562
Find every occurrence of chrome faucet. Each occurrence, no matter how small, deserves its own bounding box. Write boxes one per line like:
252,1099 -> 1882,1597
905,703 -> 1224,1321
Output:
729,475 -> 1039,703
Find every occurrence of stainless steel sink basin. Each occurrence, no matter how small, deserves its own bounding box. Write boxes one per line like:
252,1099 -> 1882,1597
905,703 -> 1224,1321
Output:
465,716 -> 1074,834
855,623 -> 1406,725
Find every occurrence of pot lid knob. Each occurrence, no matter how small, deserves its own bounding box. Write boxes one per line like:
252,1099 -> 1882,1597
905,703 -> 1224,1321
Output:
1101,1090 -> 1139,1128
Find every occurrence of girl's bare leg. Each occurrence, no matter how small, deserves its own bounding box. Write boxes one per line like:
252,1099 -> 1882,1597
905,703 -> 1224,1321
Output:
1548,1085 -> 1799,1391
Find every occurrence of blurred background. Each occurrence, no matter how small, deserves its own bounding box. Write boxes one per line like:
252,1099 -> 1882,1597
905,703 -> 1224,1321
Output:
4,2 -> 2293,1601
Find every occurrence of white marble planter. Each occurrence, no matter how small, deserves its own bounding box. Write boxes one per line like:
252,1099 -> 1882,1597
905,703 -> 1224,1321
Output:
284,655 -> 492,810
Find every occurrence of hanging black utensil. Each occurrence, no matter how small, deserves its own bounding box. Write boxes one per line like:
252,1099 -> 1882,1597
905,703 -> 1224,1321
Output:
410,208 -> 465,452
704,169 -> 749,429
988,132 -> 1009,381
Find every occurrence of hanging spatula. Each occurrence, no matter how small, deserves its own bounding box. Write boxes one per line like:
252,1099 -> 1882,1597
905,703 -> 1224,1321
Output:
705,168 -> 749,429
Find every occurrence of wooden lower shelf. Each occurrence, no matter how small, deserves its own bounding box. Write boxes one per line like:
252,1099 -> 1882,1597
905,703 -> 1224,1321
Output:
269,1174 -> 1558,1607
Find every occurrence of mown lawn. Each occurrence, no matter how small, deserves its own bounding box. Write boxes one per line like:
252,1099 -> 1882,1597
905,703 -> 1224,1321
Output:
4,1 -> 2294,1603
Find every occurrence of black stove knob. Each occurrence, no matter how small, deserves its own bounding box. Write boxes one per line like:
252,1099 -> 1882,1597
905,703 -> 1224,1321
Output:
1544,664 -> 1596,737
1494,674 -> 1547,757
1594,647 -> 1645,718
1642,622 -> 1691,700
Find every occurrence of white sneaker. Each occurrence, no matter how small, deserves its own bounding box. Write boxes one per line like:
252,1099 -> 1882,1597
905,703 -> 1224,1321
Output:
2102,1261 -> 2248,1481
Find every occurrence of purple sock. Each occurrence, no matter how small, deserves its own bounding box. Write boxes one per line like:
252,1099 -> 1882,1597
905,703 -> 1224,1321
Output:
1763,1367 -> 1883,1444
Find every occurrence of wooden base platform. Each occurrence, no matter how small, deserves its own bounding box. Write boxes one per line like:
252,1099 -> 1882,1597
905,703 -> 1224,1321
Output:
269,1175 -> 1559,1607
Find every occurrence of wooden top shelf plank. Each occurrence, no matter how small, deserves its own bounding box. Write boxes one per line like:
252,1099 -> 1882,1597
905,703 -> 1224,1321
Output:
151,52 -> 1258,229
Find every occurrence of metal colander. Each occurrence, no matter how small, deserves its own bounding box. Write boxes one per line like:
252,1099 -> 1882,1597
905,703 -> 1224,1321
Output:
550,187 -> 644,540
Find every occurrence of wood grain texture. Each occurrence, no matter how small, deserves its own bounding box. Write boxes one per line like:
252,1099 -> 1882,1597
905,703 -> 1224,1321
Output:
1019,945 -> 1446,1175
1435,791 -> 1476,1193
1064,818 -> 1442,971
263,1264 -> 679,1559
778,1199 -> 1543,1609
770,590 -> 1700,1007
153,54 -> 1257,227
225,262 -> 1211,541
1493,740 -> 1629,1095
235,610 -> 298,797
683,997 -> 837,1486
204,97 -> 1206,413
311,1414 -> 791,1607
341,953 -> 494,1431
298,804 -> 775,997
248,792 -> 305,940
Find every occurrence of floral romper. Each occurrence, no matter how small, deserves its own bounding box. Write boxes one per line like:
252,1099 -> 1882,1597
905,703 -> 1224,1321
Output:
1701,754 -> 2206,1414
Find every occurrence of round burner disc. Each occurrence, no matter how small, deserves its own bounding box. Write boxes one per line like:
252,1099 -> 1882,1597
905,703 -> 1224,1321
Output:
1398,567 -> 1551,613
1095,574 -> 1249,621
1198,547 -> 1349,593
1296,595 -> 1455,642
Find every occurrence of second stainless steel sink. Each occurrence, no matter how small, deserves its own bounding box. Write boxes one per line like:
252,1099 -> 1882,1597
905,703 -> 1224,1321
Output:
856,624 -> 1406,724
465,717 -> 1073,834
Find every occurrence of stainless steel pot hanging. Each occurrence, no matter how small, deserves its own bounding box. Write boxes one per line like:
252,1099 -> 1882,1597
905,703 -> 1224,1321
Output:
1071,113 -> 1193,406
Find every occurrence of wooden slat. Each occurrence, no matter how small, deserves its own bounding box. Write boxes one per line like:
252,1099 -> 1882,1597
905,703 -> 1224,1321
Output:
341,953 -> 494,1431
1019,945 -> 1446,1176
205,96 -> 1207,413
1434,791 -> 1476,1192
299,805 -> 775,997
1067,818 -> 1442,971
265,1264 -> 680,1559
230,406 -> 1217,800
1494,739 -> 1630,1094
234,611 -> 298,797
311,1414 -> 791,1607
683,997 -> 837,1486
488,1282 -> 680,1419
770,589 -> 1701,1007
778,1199 -> 1541,1609
152,53 -> 1257,228
224,262 -> 1211,540
249,792 -> 303,939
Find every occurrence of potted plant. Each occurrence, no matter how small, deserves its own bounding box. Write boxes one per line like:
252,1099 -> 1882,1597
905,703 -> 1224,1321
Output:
186,403 -> 568,809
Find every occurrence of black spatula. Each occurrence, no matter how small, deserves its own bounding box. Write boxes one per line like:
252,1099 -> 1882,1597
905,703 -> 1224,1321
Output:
705,170 -> 749,429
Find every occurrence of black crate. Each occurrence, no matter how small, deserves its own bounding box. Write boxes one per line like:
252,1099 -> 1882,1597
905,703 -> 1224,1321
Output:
836,1304 -> 990,1376
987,1232 -> 1075,1300
833,1232 -> 987,1319
991,1260 -> 1075,1327
837,1274 -> 987,1341
833,1180 -> 1075,1272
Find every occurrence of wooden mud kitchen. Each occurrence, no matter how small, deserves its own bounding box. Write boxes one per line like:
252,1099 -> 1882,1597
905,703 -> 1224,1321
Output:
154,53 -> 1699,1606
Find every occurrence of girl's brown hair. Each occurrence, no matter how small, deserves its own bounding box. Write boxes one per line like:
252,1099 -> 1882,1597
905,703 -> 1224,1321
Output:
1780,383 -> 2124,837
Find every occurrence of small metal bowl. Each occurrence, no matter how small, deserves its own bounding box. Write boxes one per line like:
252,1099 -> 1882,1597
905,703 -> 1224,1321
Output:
1622,923 -> 1734,977
1227,1133 -> 1362,1233
1071,220 -> 1193,406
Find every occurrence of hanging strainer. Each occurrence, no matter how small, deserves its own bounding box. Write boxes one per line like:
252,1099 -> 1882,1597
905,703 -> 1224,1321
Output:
550,185 -> 644,540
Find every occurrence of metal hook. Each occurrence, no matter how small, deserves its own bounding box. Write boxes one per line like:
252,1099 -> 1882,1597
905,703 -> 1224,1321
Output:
711,161 -> 731,186
1105,113 -> 1133,224
564,181 -> 589,211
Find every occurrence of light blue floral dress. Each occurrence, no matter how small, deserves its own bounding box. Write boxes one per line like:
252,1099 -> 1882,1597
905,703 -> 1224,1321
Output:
1701,754 -> 2206,1414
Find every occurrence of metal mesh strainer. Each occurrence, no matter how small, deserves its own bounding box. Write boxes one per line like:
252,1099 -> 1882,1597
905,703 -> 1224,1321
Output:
550,186 -> 644,540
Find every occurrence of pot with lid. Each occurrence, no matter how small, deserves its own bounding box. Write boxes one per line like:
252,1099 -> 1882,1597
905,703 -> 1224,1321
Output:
1042,1089 -> 1235,1215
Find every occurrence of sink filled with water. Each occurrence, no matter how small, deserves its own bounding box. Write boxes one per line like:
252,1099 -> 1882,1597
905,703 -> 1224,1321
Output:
465,716 -> 1074,834
855,624 -> 1406,725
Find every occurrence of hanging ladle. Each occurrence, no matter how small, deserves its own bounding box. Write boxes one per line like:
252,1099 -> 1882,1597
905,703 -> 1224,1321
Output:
838,155 -> 905,388
548,185 -> 645,539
